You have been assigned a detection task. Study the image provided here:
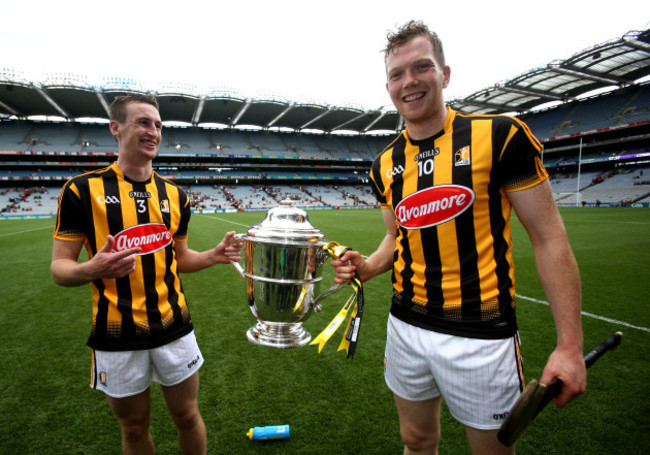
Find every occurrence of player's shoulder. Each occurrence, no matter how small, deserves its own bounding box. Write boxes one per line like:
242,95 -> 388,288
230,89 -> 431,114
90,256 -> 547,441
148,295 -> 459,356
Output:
74,165 -> 113,180
373,131 -> 407,163
61,166 -> 113,192
152,171 -> 187,196
455,110 -> 531,131
456,110 -> 524,124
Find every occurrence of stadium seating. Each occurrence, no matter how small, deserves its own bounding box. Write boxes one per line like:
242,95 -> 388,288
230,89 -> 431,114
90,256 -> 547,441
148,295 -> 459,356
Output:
579,167 -> 650,204
521,84 -> 650,139
1,81 -> 649,215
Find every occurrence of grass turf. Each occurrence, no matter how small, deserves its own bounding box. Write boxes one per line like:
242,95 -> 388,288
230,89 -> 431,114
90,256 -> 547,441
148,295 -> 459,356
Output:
0,207 -> 648,454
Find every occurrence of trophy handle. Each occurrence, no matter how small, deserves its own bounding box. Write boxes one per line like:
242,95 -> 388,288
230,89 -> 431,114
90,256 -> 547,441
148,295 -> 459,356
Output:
230,233 -> 246,279
230,259 -> 246,279
312,282 -> 346,306
310,240 -> 354,307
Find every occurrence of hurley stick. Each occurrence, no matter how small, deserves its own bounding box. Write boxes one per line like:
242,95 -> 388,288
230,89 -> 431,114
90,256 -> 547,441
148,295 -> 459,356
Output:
497,332 -> 623,447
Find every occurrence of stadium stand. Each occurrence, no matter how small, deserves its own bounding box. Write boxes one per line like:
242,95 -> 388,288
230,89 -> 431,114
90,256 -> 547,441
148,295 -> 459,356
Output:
579,166 -> 650,205
1,28 -> 649,216
279,132 -> 323,159
521,84 -> 650,140
2,82 -> 650,215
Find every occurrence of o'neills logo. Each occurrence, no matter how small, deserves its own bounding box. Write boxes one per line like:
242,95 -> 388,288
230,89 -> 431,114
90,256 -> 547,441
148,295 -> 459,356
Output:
112,223 -> 172,255
396,185 -> 475,229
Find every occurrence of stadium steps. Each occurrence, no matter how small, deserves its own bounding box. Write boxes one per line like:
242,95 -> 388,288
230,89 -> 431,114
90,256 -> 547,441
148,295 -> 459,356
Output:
633,191 -> 650,202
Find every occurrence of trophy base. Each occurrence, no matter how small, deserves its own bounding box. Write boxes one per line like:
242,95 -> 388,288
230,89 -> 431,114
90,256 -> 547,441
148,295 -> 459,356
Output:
246,321 -> 312,348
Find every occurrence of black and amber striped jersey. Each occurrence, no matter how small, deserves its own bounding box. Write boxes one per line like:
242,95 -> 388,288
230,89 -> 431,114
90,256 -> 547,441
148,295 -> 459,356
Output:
53,162 -> 193,351
370,108 -> 548,339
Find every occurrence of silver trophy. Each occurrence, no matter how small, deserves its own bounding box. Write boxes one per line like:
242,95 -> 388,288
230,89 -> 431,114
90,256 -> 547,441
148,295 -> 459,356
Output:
231,199 -> 344,348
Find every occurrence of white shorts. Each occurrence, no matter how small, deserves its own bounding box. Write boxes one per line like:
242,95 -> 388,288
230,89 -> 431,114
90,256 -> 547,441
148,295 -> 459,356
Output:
384,314 -> 524,430
90,331 -> 204,398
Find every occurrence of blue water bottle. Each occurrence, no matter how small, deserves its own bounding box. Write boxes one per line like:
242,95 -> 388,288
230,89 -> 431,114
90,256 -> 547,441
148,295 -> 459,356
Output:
246,424 -> 290,441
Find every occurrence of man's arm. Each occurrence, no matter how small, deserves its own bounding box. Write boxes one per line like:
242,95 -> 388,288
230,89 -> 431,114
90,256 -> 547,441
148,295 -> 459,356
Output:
331,208 -> 396,283
51,236 -> 140,287
174,231 -> 241,274
507,179 -> 586,407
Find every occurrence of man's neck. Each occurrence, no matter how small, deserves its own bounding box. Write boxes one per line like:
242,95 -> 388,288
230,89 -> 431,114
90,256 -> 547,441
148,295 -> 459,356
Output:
116,158 -> 152,182
406,106 -> 449,141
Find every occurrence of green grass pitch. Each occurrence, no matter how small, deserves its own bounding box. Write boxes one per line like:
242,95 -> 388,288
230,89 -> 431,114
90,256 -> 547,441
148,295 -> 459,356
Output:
0,207 -> 648,454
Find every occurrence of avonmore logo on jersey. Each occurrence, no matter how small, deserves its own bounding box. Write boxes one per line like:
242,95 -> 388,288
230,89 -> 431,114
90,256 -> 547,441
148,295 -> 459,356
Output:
396,185 -> 475,229
112,223 -> 172,255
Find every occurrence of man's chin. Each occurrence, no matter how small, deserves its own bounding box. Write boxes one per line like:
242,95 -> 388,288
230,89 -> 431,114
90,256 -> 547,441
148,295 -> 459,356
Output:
142,148 -> 159,157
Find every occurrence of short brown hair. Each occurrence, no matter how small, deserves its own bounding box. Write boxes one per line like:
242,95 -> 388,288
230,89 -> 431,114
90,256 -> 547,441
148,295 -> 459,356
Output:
384,20 -> 446,67
109,94 -> 159,123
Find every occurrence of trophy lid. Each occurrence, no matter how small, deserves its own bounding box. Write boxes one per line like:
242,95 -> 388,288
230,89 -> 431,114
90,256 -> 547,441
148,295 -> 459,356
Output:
245,198 -> 326,245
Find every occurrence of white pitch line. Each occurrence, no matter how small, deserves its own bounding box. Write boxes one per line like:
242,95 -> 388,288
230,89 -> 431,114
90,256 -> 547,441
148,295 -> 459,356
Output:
204,215 -> 252,228
204,215 -> 650,334
517,294 -> 650,333
0,226 -> 52,238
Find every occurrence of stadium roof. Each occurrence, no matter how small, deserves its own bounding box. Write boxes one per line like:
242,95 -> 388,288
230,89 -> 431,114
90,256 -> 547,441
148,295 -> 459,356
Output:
1,28 -> 649,134
448,28 -> 650,115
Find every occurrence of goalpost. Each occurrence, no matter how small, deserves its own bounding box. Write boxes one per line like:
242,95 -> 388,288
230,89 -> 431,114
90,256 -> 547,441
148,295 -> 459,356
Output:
555,192 -> 582,207
552,137 -> 584,207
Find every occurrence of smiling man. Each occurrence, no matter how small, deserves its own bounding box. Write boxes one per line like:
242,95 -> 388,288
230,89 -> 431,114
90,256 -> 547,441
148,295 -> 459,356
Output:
329,20 -> 586,454
51,94 -> 242,455
385,30 -> 450,139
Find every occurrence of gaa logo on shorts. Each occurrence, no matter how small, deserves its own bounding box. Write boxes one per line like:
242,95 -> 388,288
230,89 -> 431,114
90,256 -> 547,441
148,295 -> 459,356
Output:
395,185 -> 475,229
99,371 -> 107,387
112,223 -> 172,255
187,355 -> 200,369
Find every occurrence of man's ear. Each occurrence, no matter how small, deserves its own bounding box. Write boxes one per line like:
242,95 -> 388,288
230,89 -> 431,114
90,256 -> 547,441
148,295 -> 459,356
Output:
109,120 -> 120,143
442,66 -> 451,89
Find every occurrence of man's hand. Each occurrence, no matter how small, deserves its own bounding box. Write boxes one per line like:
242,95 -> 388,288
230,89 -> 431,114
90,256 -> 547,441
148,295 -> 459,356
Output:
90,235 -> 141,280
540,346 -> 587,407
330,249 -> 366,283
51,235 -> 140,287
213,231 -> 243,264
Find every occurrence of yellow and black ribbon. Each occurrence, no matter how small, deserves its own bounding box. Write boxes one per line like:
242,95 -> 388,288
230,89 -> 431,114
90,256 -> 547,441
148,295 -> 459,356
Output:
309,241 -> 364,359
